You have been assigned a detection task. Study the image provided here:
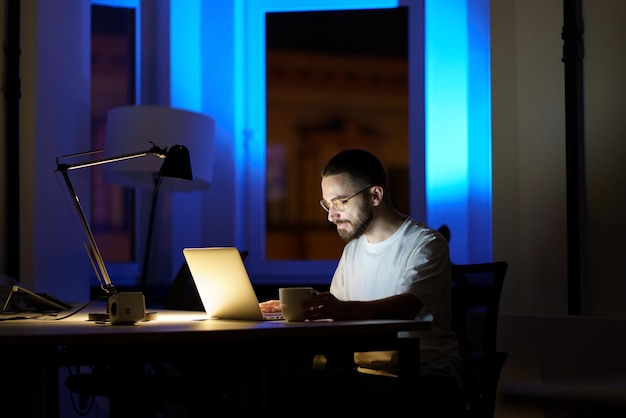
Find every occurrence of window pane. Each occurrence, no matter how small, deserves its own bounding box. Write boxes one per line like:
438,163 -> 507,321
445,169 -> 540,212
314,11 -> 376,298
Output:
265,8 -> 409,260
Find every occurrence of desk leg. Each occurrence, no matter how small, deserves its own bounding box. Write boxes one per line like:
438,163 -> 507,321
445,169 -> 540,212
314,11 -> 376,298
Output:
397,335 -> 420,401
47,365 -> 60,418
208,347 -> 265,416
224,349 -> 281,416
237,351 -> 270,415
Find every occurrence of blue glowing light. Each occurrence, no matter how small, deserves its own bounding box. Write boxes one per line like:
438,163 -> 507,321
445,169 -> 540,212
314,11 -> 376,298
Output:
425,0 -> 492,262
171,0 -> 202,110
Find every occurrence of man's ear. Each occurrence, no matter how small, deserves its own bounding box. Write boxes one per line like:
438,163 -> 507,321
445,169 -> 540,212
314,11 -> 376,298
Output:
370,185 -> 384,206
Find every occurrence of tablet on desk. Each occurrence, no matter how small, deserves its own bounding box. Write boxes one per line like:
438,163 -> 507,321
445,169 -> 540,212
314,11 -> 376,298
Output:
0,285 -> 73,313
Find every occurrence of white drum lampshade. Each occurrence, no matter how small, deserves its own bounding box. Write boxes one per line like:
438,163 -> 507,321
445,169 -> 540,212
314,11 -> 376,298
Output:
103,105 -> 215,191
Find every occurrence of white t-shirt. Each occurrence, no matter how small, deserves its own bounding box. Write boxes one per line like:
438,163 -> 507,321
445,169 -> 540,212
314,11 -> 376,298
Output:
329,218 -> 462,382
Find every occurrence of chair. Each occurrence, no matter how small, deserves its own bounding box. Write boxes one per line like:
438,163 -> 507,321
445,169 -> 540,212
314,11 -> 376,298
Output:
450,261 -> 509,418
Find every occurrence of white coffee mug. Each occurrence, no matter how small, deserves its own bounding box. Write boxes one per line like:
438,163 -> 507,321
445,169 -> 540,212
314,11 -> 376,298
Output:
279,287 -> 317,322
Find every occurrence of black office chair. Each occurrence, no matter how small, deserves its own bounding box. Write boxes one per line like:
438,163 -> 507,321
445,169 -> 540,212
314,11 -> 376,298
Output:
450,261 -> 509,418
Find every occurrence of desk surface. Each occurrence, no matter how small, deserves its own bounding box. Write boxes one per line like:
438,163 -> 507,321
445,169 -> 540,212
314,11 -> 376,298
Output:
0,308 -> 431,347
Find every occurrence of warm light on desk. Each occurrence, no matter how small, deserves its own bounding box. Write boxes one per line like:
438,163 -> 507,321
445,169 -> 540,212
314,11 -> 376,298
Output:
147,311 -> 210,323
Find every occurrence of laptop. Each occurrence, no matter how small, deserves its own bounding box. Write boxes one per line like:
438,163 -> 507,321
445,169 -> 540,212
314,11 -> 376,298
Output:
182,247 -> 283,320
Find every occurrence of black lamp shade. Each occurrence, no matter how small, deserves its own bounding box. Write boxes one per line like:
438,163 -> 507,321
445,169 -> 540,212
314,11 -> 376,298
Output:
158,145 -> 194,181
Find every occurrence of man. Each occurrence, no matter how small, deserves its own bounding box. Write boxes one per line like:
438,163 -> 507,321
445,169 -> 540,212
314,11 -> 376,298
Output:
261,149 -> 463,415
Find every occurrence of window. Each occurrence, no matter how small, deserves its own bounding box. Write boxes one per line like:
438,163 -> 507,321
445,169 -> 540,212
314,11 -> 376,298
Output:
242,0 -> 425,284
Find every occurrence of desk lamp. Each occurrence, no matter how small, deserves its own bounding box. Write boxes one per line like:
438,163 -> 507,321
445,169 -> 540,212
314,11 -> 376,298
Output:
56,143 -> 194,324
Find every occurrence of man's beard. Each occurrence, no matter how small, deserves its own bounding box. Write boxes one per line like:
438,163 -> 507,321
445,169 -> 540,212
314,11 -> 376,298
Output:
336,203 -> 373,242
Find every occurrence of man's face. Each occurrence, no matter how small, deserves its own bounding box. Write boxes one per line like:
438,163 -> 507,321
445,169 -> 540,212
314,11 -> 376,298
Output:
321,174 -> 374,242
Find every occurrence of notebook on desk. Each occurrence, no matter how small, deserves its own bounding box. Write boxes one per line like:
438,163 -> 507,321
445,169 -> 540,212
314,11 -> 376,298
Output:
182,247 -> 283,320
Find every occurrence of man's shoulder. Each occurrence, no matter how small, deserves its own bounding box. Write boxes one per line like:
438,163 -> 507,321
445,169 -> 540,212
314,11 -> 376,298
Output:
403,217 -> 438,236
402,220 -> 449,252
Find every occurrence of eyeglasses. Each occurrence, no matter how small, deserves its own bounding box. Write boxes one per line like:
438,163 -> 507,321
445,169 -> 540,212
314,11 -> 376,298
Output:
319,185 -> 374,212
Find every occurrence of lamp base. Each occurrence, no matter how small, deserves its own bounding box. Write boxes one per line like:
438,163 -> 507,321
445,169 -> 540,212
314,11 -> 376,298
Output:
108,292 -> 145,324
87,292 -> 158,324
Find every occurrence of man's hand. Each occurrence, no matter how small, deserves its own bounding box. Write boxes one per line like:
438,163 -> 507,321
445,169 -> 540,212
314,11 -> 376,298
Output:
259,299 -> 281,313
303,291 -> 346,320
303,292 -> 422,321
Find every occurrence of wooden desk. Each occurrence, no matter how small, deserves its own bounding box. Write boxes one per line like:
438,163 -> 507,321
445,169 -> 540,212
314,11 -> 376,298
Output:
0,308 -> 430,417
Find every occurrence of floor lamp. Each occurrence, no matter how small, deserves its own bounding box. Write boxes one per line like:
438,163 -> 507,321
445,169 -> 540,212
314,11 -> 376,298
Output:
103,106 -> 215,291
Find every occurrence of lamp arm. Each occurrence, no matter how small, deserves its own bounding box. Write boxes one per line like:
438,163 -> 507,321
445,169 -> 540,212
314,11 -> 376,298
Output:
56,144 -> 167,173
58,169 -> 116,295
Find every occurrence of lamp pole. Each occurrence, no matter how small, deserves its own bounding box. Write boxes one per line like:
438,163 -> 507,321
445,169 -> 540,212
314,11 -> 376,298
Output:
562,0 -> 587,315
141,175 -> 163,291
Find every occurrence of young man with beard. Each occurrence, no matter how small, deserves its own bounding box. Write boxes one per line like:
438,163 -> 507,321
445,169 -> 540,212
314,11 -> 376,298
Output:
260,149 -> 463,416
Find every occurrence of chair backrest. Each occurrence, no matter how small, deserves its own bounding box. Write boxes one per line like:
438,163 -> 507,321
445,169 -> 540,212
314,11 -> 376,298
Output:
450,261 -> 508,418
451,261 -> 507,356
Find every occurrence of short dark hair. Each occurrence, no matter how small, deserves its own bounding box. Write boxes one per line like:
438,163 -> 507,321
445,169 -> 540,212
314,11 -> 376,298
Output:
321,149 -> 388,190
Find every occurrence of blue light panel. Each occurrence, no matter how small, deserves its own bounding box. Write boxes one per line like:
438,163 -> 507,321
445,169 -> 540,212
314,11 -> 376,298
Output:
171,0 -> 202,110
425,0 -> 492,263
